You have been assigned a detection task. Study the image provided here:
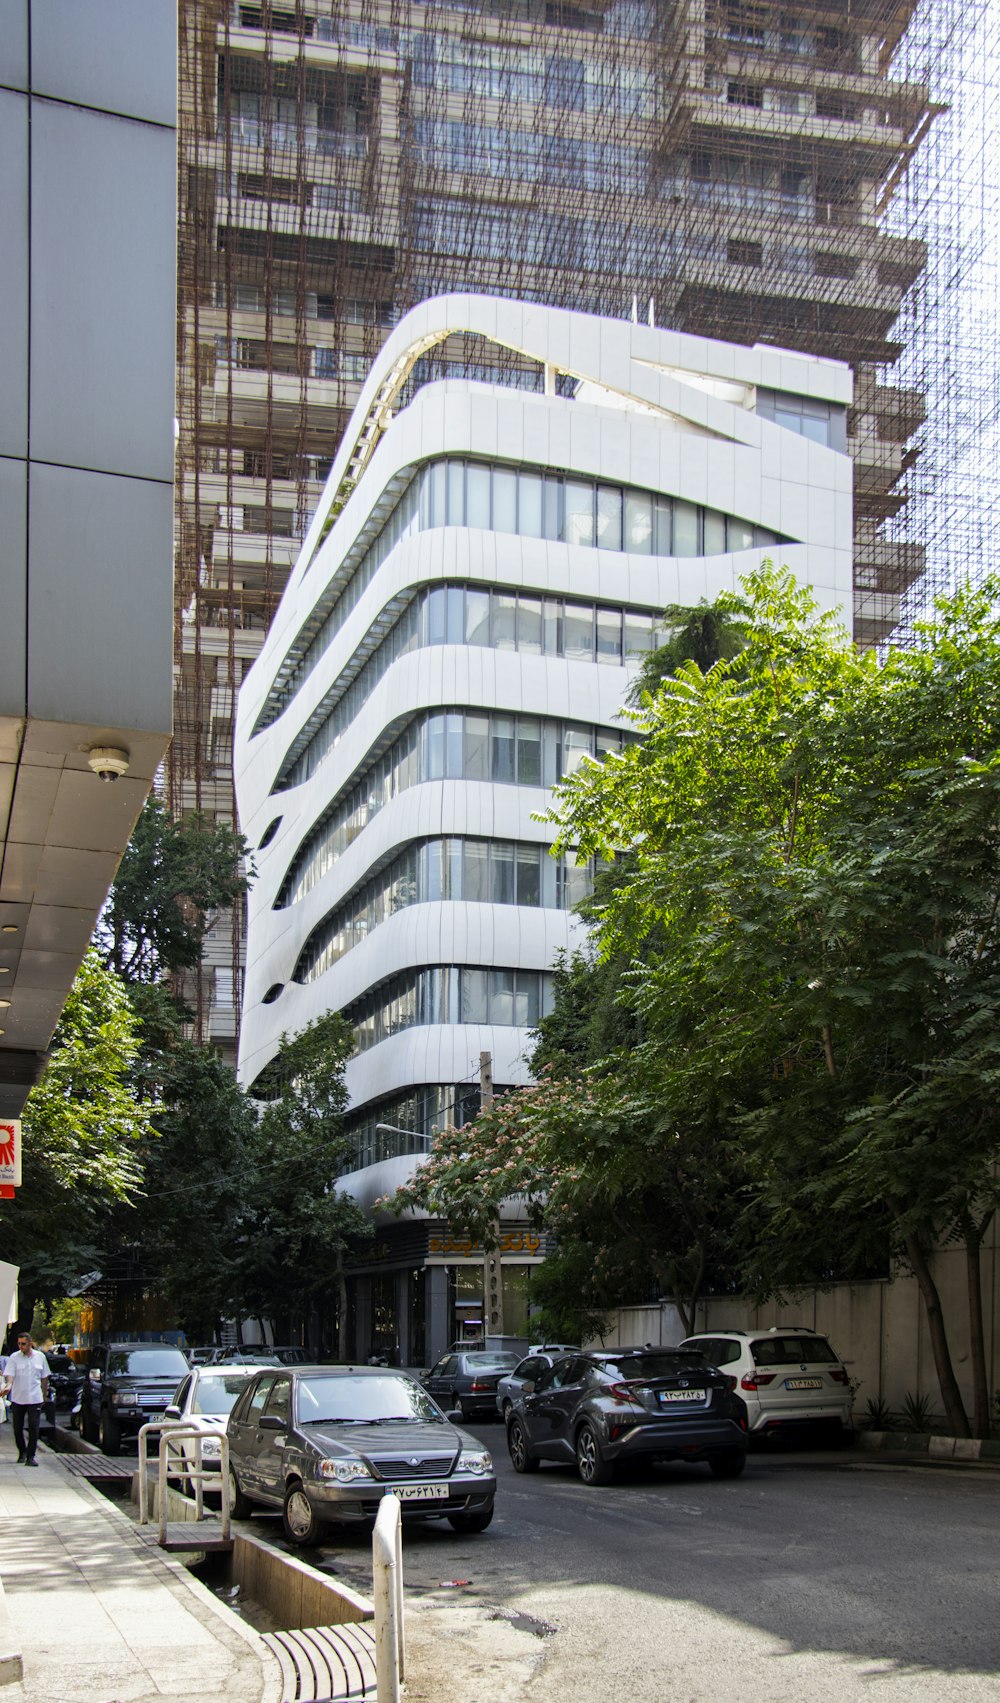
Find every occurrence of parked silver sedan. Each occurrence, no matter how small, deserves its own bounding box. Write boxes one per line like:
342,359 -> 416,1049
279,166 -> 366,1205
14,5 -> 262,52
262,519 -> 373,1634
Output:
162,1364 -> 263,1477
227,1365 -> 496,1546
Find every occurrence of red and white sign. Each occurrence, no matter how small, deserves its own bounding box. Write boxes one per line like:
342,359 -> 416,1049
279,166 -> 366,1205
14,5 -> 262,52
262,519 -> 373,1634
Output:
0,1122 -> 22,1190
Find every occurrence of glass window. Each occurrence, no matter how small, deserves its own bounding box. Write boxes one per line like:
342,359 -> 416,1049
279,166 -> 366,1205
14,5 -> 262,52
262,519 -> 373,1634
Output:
517,718 -> 542,785
624,611 -> 656,656
542,598 -> 562,655
425,714 -> 446,779
563,727 -> 592,775
461,968 -> 489,1023
624,491 -> 653,553
493,844 -> 515,905
426,585 -> 447,646
565,481 -> 594,548
490,970 -> 515,1024
265,1378 -> 291,1423
673,501 -> 700,556
596,607 -> 622,660
596,486 -> 623,551
516,847 -> 541,906
493,469 -> 518,533
467,463 -> 491,528
248,1377 -> 276,1421
727,516 -> 755,552
492,716 -> 515,783
429,461 -> 447,528
446,713 -> 464,777
801,415 -> 830,445
518,597 -> 542,654
446,585 -> 465,644
542,476 -> 562,540
519,472 -> 543,538
493,593 -> 517,650
563,604 -> 594,661
447,460 -> 465,524
653,496 -> 673,555
564,859 -> 592,908
703,510 -> 726,555
463,840 -> 489,902
465,588 -> 491,647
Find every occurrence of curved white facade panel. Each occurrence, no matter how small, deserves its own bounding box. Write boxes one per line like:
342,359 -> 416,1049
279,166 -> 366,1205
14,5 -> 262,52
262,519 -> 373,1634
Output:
236,294 -> 852,1166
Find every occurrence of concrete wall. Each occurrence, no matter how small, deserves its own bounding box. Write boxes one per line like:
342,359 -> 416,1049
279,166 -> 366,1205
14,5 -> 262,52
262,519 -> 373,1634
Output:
592,1228 -> 1000,1424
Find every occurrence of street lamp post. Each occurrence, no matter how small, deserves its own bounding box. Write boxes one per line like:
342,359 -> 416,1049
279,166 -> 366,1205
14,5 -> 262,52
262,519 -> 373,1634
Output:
374,1122 -> 434,1148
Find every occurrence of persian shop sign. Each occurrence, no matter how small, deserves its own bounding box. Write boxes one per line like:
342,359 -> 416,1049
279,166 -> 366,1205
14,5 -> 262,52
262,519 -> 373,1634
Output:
0,1121 -> 21,1192
427,1229 -> 541,1259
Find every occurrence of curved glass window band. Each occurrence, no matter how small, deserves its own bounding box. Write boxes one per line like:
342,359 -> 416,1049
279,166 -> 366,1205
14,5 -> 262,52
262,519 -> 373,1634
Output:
276,582 -> 662,791
258,455 -> 789,733
275,708 -> 625,908
346,965 -> 555,1056
292,835 -> 595,983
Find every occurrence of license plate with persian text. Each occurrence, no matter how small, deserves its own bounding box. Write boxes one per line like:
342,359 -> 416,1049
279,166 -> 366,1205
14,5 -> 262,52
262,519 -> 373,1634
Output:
394,1483 -> 449,1501
658,1389 -> 706,1403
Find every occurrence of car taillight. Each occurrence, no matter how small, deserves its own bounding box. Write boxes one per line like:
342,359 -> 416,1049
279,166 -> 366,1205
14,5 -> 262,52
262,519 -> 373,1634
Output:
724,1375 -> 737,1392
742,1372 -> 777,1390
829,1368 -> 849,1385
608,1382 -> 643,1404
470,1380 -> 493,1393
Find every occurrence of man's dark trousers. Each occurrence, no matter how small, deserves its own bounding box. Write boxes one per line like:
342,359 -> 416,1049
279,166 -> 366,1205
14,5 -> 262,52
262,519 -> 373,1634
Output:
10,1402 -> 41,1462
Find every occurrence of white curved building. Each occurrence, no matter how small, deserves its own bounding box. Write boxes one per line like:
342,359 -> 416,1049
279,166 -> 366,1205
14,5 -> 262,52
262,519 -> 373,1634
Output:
234,294 -> 852,1359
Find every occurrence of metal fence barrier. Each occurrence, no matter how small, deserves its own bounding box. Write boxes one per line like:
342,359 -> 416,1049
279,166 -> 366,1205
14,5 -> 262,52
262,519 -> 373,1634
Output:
137,1422 -> 231,1546
372,1492 -> 403,1702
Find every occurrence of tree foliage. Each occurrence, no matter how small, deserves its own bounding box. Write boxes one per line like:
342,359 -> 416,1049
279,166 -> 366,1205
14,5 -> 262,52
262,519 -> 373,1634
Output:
0,951 -> 153,1302
97,796 -> 252,983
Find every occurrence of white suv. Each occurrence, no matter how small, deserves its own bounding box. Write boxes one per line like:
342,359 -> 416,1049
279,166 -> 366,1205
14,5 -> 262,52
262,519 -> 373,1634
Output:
679,1328 -> 853,1440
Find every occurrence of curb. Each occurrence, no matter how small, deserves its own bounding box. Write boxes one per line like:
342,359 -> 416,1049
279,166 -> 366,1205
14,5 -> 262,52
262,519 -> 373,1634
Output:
856,1430 -> 1000,1463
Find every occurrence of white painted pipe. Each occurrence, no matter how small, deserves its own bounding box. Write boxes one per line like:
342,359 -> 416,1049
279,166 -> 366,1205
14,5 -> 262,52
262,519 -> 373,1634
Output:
372,1493 -> 403,1702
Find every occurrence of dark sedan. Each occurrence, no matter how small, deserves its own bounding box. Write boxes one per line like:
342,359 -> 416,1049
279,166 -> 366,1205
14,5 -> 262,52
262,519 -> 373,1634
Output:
422,1350 -> 518,1420
226,1365 -> 496,1545
505,1347 -> 748,1485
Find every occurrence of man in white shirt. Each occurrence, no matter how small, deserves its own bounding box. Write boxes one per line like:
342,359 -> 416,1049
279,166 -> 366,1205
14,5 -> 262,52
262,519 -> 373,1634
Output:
2,1334 -> 50,1465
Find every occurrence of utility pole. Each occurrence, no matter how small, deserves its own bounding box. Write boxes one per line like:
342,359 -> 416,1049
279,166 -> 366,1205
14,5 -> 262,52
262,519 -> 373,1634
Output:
481,1050 -> 504,1341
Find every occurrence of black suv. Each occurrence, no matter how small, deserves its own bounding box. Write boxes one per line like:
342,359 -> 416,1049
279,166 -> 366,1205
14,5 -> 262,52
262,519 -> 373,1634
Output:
80,1343 -> 191,1454
506,1347 -> 748,1485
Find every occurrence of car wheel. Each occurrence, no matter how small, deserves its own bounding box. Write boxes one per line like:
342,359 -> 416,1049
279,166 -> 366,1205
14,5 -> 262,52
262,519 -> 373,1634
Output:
501,1399 -> 512,1422
228,1466 -> 253,1519
99,1412 -> 121,1456
575,1423 -> 614,1486
283,1481 -> 328,1547
506,1417 -> 539,1474
708,1451 -> 747,1479
447,1505 -> 494,1534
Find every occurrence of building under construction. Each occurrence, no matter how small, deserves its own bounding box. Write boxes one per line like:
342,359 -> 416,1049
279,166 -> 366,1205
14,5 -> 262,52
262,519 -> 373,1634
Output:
175,0 -> 978,1050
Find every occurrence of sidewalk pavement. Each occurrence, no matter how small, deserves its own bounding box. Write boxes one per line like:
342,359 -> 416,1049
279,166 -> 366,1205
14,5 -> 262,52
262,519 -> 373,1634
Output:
0,1440 -> 278,1703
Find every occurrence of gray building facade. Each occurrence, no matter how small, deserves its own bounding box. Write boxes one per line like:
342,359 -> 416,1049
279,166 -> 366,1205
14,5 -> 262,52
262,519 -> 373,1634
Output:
0,1 -> 176,1115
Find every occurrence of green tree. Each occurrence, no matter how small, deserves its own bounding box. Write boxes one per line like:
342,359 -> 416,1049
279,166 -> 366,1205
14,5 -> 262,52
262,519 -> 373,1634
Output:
97,795 -> 252,984
545,567 -> 1000,1437
0,951 -> 153,1315
240,1014 -> 371,1352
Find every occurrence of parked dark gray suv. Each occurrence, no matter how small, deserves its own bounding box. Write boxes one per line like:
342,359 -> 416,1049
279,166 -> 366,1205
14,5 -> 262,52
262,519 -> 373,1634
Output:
227,1365 -> 497,1545
80,1342 -> 191,1454
505,1347 -> 748,1484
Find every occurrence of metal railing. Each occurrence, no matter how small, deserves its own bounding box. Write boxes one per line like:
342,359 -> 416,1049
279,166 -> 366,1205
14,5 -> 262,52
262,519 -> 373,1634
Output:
137,1423 -> 231,1547
372,1492 -> 404,1702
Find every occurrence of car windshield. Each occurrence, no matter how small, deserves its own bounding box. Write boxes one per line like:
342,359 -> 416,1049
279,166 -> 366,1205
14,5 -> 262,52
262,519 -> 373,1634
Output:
190,1375 -> 254,1415
751,1336 -> 839,1366
599,1353 -> 708,1380
462,1353 -> 518,1369
297,1374 -> 443,1424
107,1350 -> 190,1377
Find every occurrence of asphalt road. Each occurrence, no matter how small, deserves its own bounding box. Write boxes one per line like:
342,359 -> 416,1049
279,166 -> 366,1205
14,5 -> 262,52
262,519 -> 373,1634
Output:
293,1428 -> 1000,1701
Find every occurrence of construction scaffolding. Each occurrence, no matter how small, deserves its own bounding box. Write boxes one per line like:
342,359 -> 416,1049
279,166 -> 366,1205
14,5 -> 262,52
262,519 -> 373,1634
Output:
173,0 -> 999,1046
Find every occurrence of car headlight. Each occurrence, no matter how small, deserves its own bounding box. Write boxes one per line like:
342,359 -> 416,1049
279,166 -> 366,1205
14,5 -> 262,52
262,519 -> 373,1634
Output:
318,1458 -> 374,1483
201,1437 -> 222,1458
111,1392 -> 137,1406
457,1450 -> 492,1476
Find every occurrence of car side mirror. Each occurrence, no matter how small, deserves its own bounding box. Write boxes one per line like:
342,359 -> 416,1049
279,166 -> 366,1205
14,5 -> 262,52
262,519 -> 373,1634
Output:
89,1369 -> 101,1383
163,1404 -> 181,1420
521,1380 -> 535,1394
259,1414 -> 285,1431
